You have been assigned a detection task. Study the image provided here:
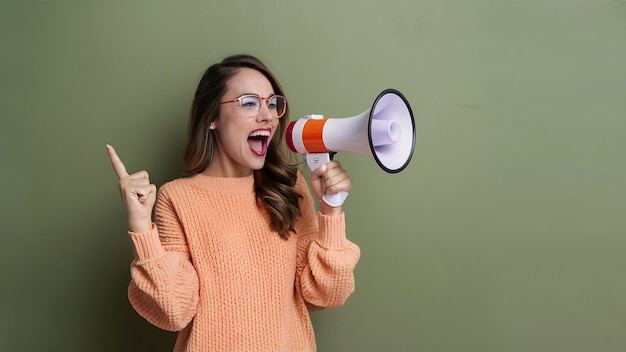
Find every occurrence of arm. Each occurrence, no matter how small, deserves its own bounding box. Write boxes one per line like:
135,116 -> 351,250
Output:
106,145 -> 200,331
126,186 -> 200,331
128,187 -> 199,331
294,172 -> 361,309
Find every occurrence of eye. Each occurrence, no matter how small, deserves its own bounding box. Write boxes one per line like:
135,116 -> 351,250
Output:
267,99 -> 277,110
240,96 -> 260,109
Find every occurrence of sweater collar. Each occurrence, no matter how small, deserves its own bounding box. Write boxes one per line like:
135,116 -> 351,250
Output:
190,173 -> 254,193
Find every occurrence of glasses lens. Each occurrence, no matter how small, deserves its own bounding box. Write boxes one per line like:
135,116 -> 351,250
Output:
269,96 -> 287,118
239,95 -> 261,116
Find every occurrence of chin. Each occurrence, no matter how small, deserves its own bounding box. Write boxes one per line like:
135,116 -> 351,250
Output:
248,160 -> 267,171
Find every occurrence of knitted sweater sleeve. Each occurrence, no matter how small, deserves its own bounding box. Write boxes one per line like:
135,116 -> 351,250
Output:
294,173 -> 361,309
126,185 -> 200,332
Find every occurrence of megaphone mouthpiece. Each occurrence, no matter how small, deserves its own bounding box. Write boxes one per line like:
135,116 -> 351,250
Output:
370,119 -> 401,146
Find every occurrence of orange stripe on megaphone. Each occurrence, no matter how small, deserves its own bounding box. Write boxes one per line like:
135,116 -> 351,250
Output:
302,118 -> 329,153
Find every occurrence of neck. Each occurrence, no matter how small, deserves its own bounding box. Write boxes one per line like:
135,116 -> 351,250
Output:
201,161 -> 253,178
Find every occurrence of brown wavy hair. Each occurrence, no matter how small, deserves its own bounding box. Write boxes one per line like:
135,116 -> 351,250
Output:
183,54 -> 302,239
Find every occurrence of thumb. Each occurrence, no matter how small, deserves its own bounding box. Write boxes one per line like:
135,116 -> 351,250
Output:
311,163 -> 327,178
309,163 -> 326,201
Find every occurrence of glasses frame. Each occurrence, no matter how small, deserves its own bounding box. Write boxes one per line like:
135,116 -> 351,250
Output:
219,94 -> 288,119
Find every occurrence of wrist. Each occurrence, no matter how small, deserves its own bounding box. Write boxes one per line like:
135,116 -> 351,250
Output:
128,218 -> 152,233
320,202 -> 342,216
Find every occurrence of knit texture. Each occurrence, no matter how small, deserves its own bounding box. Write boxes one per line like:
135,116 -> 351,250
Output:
127,171 -> 360,352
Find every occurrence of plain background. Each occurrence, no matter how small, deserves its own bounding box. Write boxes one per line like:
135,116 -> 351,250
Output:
2,0 -> 625,351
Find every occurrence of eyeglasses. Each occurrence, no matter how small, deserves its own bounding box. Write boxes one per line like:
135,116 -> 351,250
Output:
219,94 -> 288,118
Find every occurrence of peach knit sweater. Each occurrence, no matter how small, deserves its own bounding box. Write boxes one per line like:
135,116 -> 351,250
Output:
127,171 -> 360,352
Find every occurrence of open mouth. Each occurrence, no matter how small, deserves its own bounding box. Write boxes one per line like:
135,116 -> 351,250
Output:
248,129 -> 271,156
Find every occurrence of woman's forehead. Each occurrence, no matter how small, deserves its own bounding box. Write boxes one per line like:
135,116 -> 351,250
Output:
226,68 -> 274,96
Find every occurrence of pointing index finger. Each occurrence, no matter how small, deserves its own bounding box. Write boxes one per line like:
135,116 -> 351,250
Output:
106,144 -> 130,179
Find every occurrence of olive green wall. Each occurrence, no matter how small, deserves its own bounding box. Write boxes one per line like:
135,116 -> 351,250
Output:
2,0 -> 625,351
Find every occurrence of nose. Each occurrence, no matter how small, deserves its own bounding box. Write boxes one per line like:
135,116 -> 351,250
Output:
256,102 -> 273,122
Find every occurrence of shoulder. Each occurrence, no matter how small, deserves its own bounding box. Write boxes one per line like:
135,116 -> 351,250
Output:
293,169 -> 316,207
159,177 -> 192,192
156,176 -> 197,199
294,169 -> 310,193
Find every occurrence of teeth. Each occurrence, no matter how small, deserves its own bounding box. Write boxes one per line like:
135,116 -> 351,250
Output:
249,130 -> 270,137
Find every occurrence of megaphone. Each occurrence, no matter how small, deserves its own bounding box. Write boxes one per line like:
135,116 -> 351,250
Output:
286,88 -> 416,207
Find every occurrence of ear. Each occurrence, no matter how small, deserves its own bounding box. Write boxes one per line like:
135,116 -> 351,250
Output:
209,123 -> 216,130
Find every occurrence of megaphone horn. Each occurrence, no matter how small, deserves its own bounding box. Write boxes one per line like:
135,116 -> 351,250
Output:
286,89 -> 416,206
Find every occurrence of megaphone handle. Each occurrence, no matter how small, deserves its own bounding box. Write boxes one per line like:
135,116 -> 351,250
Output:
322,191 -> 349,207
305,152 -> 349,207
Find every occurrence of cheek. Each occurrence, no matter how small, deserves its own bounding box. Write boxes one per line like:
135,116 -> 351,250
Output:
214,127 -> 243,148
272,121 -> 282,139
219,120 -> 250,137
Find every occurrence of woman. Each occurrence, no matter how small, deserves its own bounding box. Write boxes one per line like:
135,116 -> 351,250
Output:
106,54 -> 360,352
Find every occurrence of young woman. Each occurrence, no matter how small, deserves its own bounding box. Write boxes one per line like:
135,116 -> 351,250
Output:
106,54 -> 360,352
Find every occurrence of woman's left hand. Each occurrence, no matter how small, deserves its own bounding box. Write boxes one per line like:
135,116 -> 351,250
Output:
310,160 -> 352,215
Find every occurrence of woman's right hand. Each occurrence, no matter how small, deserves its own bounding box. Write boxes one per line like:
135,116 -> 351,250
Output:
106,144 -> 156,233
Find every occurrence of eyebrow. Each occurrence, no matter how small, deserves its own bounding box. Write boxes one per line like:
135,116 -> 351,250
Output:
238,93 -> 277,98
